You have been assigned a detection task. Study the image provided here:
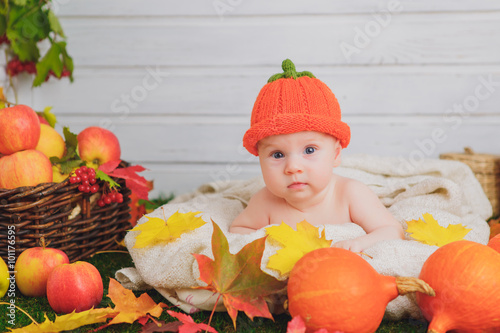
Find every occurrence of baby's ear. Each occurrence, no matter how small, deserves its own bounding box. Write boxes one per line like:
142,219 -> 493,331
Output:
333,143 -> 342,167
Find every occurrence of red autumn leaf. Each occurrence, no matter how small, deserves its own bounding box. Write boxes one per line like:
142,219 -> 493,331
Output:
98,159 -> 122,174
113,167 -> 149,200
129,179 -> 154,226
287,316 -> 307,333
193,221 -> 287,328
98,160 -> 150,200
287,315 -> 344,333
167,310 -> 217,333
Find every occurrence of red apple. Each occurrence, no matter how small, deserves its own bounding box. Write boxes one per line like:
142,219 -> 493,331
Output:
0,149 -> 52,189
14,247 -> 69,297
77,126 -> 121,168
46,261 -> 103,313
0,104 -> 41,155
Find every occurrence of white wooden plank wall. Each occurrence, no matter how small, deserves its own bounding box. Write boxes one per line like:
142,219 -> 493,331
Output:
2,1 -> 500,196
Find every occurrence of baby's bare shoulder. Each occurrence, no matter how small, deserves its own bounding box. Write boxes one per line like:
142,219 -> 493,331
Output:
335,175 -> 369,193
230,187 -> 275,232
335,176 -> 376,205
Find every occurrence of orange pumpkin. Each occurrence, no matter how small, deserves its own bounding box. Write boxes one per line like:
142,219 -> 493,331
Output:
287,248 -> 434,333
416,240 -> 500,333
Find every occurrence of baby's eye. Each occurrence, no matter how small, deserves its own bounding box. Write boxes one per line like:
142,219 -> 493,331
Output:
304,147 -> 316,154
272,151 -> 284,159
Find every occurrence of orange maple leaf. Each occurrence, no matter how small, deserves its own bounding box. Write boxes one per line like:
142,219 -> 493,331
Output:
98,278 -> 167,329
192,221 -> 287,328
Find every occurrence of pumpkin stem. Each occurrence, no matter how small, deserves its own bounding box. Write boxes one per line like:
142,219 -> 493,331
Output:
267,59 -> 316,83
395,277 -> 435,296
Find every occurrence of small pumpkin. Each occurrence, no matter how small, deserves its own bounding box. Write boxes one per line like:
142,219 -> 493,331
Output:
287,247 -> 434,333
416,240 -> 500,333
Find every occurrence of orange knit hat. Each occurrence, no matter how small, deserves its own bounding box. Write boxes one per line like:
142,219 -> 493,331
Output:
243,59 -> 350,156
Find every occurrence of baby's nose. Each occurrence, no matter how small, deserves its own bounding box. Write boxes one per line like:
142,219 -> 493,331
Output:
285,157 -> 303,174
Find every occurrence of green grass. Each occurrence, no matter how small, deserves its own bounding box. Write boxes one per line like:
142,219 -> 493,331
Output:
0,252 -> 429,332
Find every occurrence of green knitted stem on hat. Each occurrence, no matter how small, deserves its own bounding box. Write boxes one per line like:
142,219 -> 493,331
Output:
267,59 -> 316,83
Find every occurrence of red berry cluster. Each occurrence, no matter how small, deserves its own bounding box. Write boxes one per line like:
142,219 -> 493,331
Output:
69,166 -> 99,193
0,34 -> 10,45
97,190 -> 123,207
6,57 -> 72,79
6,58 -> 37,76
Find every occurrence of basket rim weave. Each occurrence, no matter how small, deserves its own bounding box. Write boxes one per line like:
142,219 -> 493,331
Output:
440,147 -> 500,217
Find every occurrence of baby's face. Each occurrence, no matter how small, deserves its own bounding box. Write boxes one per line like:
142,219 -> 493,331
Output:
257,131 -> 341,204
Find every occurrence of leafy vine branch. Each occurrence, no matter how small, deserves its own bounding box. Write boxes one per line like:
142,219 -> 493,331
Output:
0,0 -> 73,102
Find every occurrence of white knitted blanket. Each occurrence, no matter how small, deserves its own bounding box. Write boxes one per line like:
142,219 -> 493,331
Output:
115,155 -> 491,319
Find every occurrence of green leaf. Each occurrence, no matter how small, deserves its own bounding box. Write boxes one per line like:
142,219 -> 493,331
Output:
138,194 -> 175,211
63,126 -> 78,149
59,42 -> 74,82
43,106 -> 57,127
0,14 -> 7,37
37,106 -> 57,127
12,0 -> 28,6
54,158 -> 83,175
49,127 -> 82,172
33,41 -> 64,87
6,29 -> 39,61
96,170 -> 121,189
8,4 -> 50,49
47,9 -> 65,37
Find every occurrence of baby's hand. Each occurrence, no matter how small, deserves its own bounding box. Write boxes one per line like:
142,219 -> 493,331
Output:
332,239 -> 365,253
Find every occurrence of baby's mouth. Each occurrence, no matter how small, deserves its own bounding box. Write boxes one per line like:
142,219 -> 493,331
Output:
288,182 -> 307,189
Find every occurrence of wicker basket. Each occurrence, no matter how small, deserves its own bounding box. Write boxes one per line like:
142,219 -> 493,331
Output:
0,174 -> 131,263
440,147 -> 500,217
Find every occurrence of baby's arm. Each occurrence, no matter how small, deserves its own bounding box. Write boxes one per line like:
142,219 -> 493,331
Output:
333,179 -> 404,252
229,188 -> 271,234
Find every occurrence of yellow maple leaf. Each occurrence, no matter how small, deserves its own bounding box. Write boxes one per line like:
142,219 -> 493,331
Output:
406,213 -> 471,247
7,308 -> 115,333
266,221 -> 332,276
131,210 -> 205,248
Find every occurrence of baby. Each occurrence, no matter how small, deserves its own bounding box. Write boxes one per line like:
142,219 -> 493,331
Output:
229,59 -> 404,252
